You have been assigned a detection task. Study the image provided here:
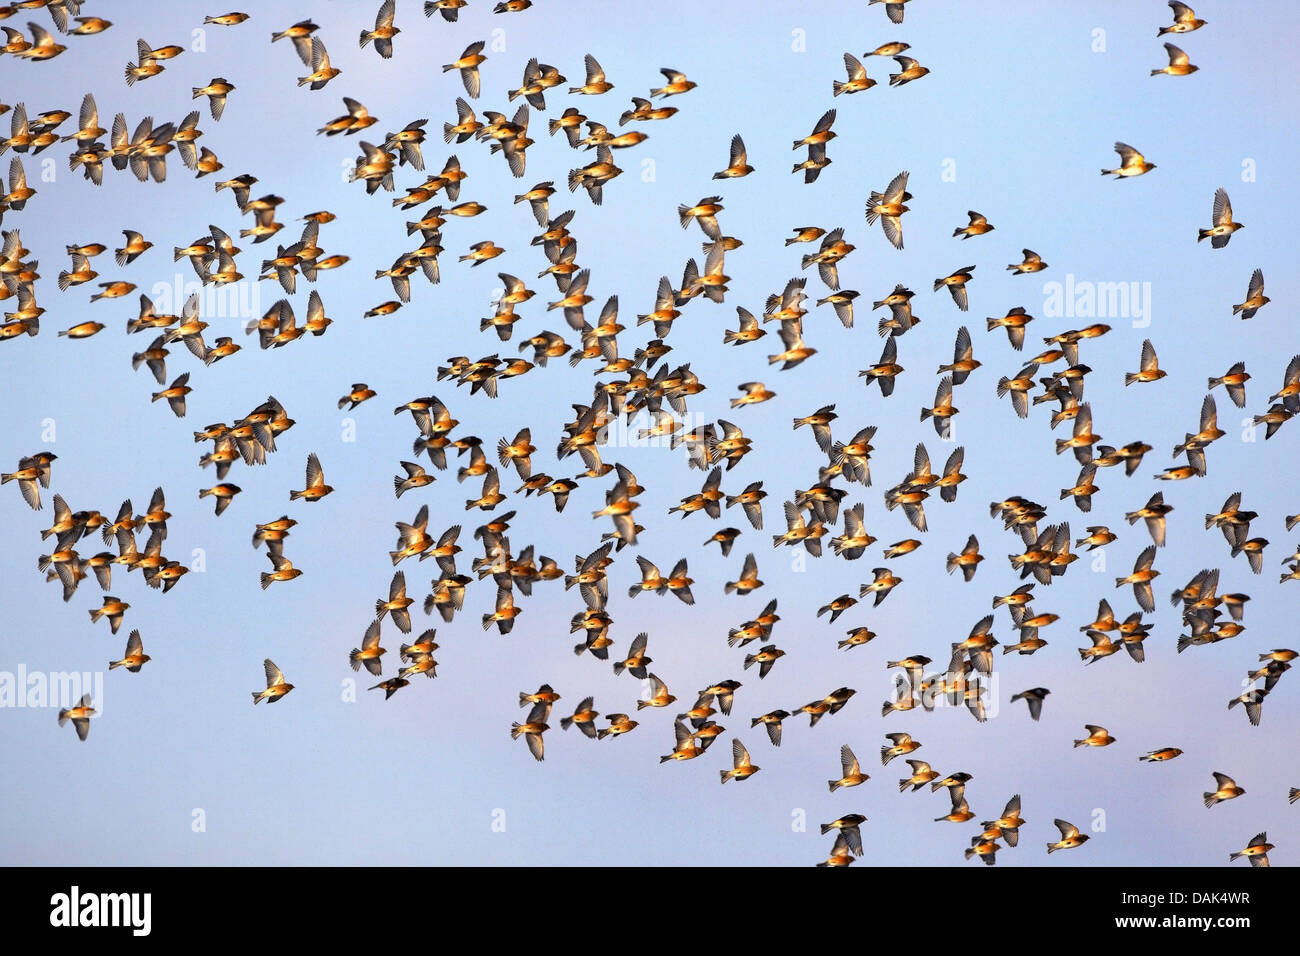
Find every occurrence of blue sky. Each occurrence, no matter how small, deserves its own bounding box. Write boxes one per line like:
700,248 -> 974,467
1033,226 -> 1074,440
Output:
1,0 -> 1297,866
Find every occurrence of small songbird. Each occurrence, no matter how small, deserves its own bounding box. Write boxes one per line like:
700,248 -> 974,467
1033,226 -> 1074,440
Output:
1010,687 -> 1050,721
934,265 -> 975,311
260,553 -> 301,588
1046,818 -> 1090,854
1115,545 -> 1160,612
1204,771 -> 1246,808
1232,269 -> 1268,319
713,134 -> 754,179
349,619 -> 387,676
865,170 -> 910,249
1073,724 -> 1115,748
828,744 -> 870,791
834,53 -> 876,96
151,373 -> 192,418
719,738 -> 760,783
443,41 -> 487,99
58,693 -> 96,740
1101,142 -> 1156,179
359,0 -> 399,59
1125,339 -> 1166,385
290,452 -> 334,501
370,677 -> 409,700
1151,42 -> 1198,77
1229,832 -> 1273,867
819,813 -> 867,857
598,714 -> 638,739
108,629 -> 151,672
953,210 -> 994,239
1007,249 -> 1047,276
192,78 -> 236,121
644,63 -> 694,97
880,732 -> 920,766
1228,688 -> 1267,727
511,700 -> 550,760
1198,188 -> 1242,248
252,658 -> 294,704
888,55 -> 929,86
89,596 -> 130,634
1158,2 -> 1207,35
899,759 -> 939,792
1139,747 -> 1184,762
945,534 -> 983,582
560,697 -> 601,739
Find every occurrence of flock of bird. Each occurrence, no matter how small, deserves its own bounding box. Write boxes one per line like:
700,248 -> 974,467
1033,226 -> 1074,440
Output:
1,0 -> 1295,867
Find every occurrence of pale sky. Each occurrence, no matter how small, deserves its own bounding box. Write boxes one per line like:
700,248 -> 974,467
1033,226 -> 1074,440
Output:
1,0 -> 1297,866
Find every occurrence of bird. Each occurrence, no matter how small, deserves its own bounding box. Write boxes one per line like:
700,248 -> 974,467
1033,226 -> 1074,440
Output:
1007,249 -> 1047,276
1159,2 -> 1207,35
1140,748 -> 1184,762
1229,832 -> 1273,867
443,41 -> 486,99
1073,725 -> 1115,748
889,55 -> 929,86
1046,819 -> 1090,853
192,78 -> 235,121
359,0 -> 399,59
1232,269 -> 1268,319
819,813 -> 866,856
953,210 -> 994,239
719,738 -> 760,783
1198,188 -> 1243,248
1151,42 -> 1198,77
1204,772 -> 1246,808
349,620 -> 387,677
834,53 -> 875,96
1010,687 -> 1050,721
1116,545 -> 1160,613
511,700 -> 550,760
1125,339 -> 1166,386
1101,142 -> 1156,178
58,693 -> 96,740
108,629 -> 150,672
252,659 -> 294,704
290,453 -> 334,502
865,170 -> 910,249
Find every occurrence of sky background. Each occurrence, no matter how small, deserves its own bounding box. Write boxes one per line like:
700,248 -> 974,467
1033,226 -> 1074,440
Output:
1,0 -> 1297,866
